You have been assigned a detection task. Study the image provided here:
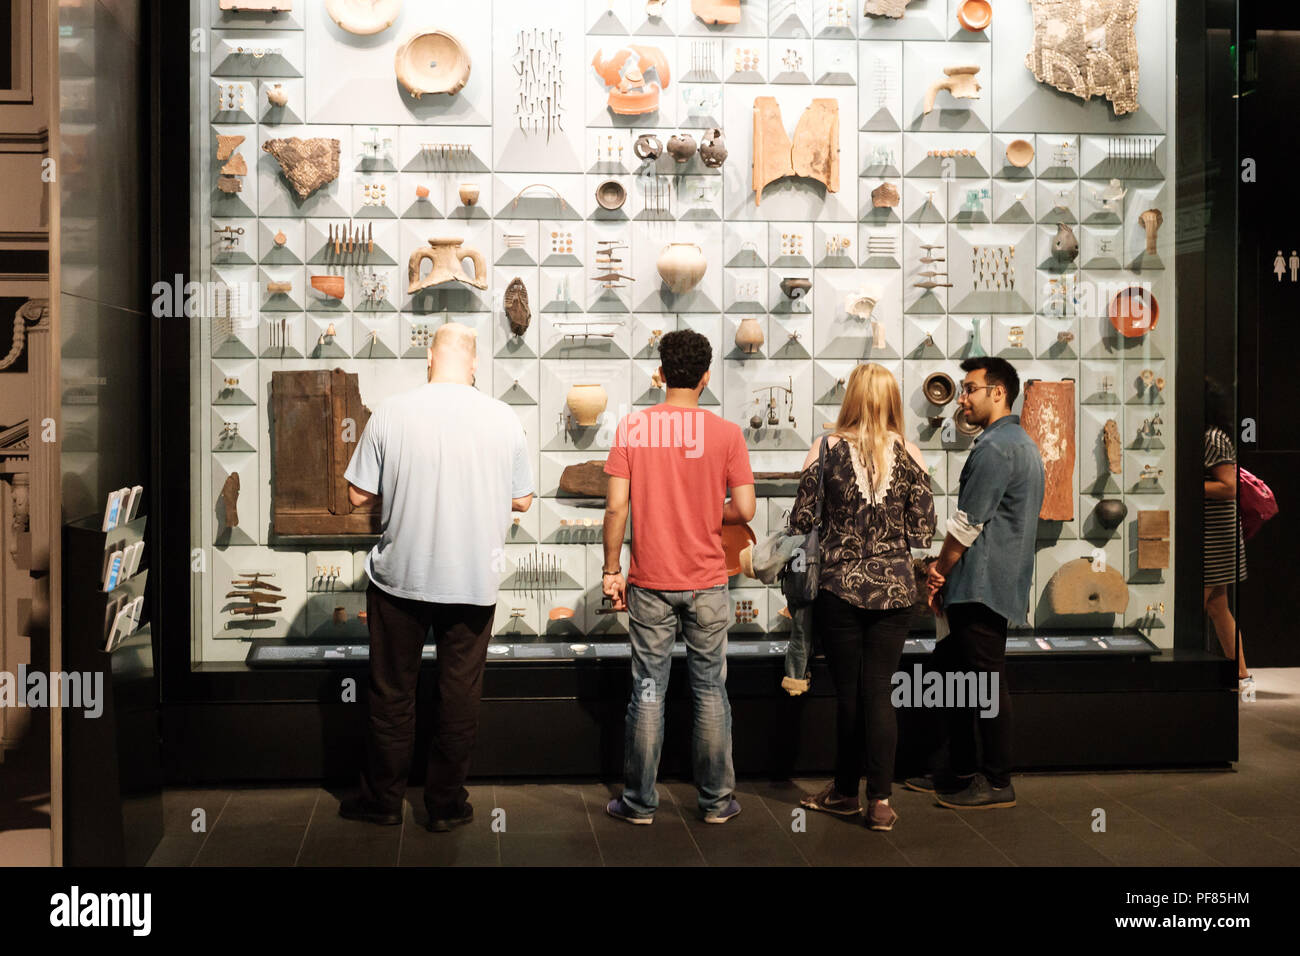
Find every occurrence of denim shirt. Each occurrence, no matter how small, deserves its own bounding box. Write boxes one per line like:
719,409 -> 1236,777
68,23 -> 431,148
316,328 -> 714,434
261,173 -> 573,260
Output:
943,415 -> 1045,625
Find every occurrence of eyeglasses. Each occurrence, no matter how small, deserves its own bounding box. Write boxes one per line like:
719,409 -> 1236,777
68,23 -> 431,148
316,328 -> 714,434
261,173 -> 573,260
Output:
958,383 -> 997,396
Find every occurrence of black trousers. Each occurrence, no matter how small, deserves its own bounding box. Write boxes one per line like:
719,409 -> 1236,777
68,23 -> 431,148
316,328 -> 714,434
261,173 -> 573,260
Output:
813,590 -> 911,800
360,583 -> 494,817
923,602 -> 1013,790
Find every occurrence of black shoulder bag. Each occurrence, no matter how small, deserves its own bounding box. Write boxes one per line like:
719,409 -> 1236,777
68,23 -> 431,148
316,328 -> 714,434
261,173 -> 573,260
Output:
780,436 -> 827,609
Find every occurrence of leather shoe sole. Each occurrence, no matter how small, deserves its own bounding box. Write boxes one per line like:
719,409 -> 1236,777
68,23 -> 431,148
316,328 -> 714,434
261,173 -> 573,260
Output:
338,799 -> 402,826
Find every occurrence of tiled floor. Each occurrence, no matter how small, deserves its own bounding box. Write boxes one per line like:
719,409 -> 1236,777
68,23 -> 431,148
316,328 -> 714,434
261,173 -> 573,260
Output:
148,668 -> 1300,867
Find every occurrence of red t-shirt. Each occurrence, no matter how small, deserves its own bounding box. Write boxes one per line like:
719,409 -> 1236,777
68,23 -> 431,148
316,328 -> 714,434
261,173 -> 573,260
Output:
604,403 -> 755,591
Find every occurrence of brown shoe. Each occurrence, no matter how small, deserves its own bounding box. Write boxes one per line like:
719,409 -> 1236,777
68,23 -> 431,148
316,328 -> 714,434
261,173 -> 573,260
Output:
866,799 -> 898,831
800,784 -> 861,817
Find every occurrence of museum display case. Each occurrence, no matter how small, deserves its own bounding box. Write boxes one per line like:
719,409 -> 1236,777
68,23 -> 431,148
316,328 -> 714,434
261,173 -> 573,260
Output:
153,0 -> 1241,776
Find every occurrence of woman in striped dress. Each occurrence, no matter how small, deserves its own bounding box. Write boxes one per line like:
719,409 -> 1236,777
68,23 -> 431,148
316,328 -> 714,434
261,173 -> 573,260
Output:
1204,380 -> 1252,687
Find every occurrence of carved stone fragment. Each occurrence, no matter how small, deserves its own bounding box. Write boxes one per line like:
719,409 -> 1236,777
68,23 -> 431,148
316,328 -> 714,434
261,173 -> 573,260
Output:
1024,0 -> 1141,116
863,0 -> 914,17
262,137 -> 341,200
1103,418 -> 1122,473
558,460 -> 610,498
1045,557 -> 1129,615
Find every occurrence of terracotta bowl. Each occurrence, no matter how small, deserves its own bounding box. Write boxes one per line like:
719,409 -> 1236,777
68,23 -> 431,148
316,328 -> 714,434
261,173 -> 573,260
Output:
722,524 -> 757,577
1108,286 -> 1159,338
548,607 -> 576,622
1005,138 -> 1035,168
395,30 -> 471,98
595,180 -> 626,210
957,0 -> 993,32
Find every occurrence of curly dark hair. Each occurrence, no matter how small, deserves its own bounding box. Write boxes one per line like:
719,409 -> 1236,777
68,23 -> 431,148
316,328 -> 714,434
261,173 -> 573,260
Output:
959,356 -> 1021,407
658,329 -> 712,389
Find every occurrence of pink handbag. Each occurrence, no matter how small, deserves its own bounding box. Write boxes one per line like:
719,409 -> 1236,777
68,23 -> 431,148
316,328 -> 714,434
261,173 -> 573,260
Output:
1239,468 -> 1277,541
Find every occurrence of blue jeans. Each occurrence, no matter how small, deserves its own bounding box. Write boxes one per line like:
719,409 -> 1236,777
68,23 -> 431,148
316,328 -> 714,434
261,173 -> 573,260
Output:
622,583 -> 735,817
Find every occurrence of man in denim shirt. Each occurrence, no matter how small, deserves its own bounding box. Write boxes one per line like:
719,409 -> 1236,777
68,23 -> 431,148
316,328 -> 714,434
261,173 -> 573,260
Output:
914,357 -> 1044,810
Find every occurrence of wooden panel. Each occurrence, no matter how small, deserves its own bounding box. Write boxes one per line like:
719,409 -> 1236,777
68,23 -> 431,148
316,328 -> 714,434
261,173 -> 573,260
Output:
1136,508 -> 1170,569
271,369 -> 380,536
1021,379 -> 1076,521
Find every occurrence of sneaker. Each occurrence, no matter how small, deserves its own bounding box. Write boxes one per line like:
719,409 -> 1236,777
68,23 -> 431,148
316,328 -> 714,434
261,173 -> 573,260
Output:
1239,675 -> 1256,698
606,797 -> 653,825
800,784 -> 862,817
866,799 -> 898,831
338,796 -> 402,826
935,773 -> 1017,810
703,798 -> 742,824
426,803 -> 474,833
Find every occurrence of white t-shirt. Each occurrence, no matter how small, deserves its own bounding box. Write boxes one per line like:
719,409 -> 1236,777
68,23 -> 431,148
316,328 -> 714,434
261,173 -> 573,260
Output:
343,382 -> 533,606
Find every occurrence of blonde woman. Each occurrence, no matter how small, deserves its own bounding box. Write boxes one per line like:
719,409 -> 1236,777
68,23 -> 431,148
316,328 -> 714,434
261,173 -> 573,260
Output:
789,364 -> 936,831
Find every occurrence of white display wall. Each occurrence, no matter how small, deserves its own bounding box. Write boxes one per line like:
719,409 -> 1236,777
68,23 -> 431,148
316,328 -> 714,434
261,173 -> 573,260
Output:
192,0 -> 1176,663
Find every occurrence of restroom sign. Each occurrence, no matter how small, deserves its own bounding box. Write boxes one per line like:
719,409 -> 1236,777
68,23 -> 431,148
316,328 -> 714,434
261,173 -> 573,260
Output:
1274,249 -> 1299,282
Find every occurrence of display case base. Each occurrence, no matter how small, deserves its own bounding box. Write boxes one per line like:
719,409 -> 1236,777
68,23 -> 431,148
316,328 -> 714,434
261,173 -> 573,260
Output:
161,649 -> 1237,783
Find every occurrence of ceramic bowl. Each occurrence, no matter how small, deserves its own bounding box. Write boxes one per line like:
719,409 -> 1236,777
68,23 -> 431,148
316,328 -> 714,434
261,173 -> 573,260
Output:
595,180 -> 626,210
1108,286 -> 1159,338
1005,138 -> 1035,168
957,0 -> 993,32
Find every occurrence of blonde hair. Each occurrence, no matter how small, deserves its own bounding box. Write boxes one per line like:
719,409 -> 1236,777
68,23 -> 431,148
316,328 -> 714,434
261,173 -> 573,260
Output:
832,363 -> 905,491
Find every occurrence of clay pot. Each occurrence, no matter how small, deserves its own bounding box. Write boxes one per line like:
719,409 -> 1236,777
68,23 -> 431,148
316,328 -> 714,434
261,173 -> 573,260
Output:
458,183 -> 480,206
1108,286 -> 1159,338
923,64 -> 981,114
1052,222 -> 1079,262
923,371 -> 956,406
1094,498 -> 1128,530
266,83 -> 288,107
332,607 -> 347,625
592,47 -> 670,115
566,384 -> 608,427
633,133 -> 663,160
735,317 -> 764,354
845,292 -> 877,319
780,277 -> 811,300
957,0 -> 992,31
395,30 -> 471,98
415,184 -> 430,199
722,524 -> 757,577
667,133 -> 697,163
698,128 -> 727,168
407,237 -> 488,293
656,242 -> 707,294
1005,139 -> 1034,168
595,180 -> 626,210
547,607 -> 576,621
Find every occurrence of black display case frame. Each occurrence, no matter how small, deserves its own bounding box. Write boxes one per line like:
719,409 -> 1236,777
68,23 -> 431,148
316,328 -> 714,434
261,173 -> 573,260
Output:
150,0 -> 1242,784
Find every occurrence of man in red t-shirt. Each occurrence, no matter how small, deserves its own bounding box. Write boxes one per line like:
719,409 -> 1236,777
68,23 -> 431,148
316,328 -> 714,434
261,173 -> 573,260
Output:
601,330 -> 756,825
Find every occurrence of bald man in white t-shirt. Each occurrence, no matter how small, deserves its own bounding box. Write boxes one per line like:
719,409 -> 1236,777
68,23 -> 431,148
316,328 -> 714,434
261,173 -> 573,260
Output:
339,323 -> 534,832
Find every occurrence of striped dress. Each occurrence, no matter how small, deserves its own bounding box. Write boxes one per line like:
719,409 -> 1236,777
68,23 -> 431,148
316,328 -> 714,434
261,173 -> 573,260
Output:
1204,427 -> 1247,585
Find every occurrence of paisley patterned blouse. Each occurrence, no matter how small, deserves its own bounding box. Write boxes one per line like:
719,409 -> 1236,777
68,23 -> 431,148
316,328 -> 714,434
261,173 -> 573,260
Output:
788,434 -> 937,610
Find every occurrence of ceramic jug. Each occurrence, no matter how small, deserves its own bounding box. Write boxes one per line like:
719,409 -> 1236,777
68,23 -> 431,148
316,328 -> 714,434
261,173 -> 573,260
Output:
408,237 -> 488,293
